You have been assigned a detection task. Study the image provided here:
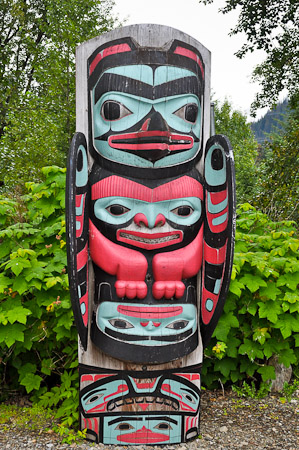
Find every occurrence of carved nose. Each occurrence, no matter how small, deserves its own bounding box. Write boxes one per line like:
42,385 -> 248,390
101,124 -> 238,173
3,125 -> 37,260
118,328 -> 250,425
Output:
134,213 -> 166,228
134,213 -> 148,227
147,111 -> 168,131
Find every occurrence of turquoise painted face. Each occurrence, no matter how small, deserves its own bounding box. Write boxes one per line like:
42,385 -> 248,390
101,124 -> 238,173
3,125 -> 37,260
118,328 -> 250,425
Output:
96,302 -> 197,346
81,379 -> 129,414
160,379 -> 200,413
103,415 -> 182,444
91,65 -> 202,168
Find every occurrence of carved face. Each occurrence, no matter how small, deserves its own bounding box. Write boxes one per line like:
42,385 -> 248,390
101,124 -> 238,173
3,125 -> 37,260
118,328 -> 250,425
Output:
96,302 -> 197,346
91,64 -> 202,168
90,174 -> 203,251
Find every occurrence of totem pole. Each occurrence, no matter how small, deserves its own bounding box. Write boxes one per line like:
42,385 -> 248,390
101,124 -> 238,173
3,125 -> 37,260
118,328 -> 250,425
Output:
66,24 -> 235,445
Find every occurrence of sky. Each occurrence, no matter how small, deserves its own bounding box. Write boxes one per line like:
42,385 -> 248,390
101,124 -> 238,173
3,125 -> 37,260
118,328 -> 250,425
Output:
113,0 -> 268,121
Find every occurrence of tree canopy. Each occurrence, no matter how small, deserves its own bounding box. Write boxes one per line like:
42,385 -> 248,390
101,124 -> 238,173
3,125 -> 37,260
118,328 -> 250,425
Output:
0,0 -> 118,189
199,0 -> 299,112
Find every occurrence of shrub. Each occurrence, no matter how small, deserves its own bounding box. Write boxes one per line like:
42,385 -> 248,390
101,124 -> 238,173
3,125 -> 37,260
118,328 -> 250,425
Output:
0,169 -> 298,425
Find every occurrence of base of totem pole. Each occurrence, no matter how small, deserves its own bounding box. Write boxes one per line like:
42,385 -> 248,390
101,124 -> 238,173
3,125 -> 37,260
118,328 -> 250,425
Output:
79,362 -> 201,445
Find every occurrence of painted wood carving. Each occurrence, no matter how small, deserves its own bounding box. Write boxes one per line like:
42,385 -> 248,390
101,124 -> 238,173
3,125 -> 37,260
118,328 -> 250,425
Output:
66,24 -> 236,445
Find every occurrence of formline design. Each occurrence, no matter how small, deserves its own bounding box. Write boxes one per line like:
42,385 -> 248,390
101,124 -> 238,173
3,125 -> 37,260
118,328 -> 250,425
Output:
66,24 -> 236,445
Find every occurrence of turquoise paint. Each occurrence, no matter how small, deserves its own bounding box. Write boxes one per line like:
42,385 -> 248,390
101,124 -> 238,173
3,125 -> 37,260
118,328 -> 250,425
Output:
161,378 -> 200,411
204,145 -> 226,186
91,64 -> 202,168
76,221 -> 81,230
80,303 -> 86,315
214,279 -> 221,295
127,376 -> 161,393
81,379 -> 129,414
105,65 -> 154,85
212,212 -> 228,226
207,192 -> 228,213
76,195 -> 85,216
205,299 -> 214,312
103,415 -> 182,444
75,145 -> 88,187
96,302 -> 197,346
94,196 -> 201,227
154,66 -> 197,85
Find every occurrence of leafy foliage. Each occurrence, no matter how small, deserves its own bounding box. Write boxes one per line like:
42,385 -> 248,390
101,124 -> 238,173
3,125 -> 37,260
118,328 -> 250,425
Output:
0,169 -> 298,427
199,0 -> 299,112
203,203 -> 299,389
0,0 -> 118,189
214,99 -> 258,204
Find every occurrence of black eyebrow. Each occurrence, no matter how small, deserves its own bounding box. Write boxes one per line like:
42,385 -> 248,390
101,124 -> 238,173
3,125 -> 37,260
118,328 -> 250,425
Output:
82,388 -> 105,401
181,387 -> 199,398
108,417 -> 143,426
146,416 -> 178,425
94,73 -> 201,103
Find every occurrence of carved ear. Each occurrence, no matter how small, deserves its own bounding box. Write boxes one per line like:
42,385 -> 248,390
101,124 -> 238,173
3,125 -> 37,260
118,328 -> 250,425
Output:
201,134 -> 236,348
66,132 -> 90,350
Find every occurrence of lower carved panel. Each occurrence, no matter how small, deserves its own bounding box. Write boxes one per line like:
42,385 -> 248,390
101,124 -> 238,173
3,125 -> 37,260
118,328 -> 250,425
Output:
79,364 -> 201,444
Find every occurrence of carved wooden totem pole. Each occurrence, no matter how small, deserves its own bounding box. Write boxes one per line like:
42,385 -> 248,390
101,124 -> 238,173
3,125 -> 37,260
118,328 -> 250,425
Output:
66,24 -> 236,445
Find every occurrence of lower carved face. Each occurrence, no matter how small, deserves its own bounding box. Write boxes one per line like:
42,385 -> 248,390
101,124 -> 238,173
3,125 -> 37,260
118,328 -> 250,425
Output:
103,415 -> 182,444
96,302 -> 197,346
91,175 -> 203,251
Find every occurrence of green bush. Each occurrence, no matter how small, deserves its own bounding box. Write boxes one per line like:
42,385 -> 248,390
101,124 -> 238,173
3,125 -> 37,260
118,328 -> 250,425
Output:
0,168 -> 298,426
203,203 -> 299,387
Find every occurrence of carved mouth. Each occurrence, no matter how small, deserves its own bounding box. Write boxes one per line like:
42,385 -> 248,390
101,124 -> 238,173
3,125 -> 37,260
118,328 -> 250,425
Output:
117,229 -> 182,249
107,396 -> 179,412
108,131 -> 194,151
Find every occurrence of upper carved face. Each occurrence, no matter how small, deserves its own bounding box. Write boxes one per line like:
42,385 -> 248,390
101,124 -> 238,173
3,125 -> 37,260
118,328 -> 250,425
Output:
88,39 -> 204,170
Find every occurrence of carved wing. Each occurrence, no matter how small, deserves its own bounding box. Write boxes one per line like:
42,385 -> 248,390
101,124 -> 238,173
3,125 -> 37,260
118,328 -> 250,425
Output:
201,135 -> 236,348
66,132 -> 89,350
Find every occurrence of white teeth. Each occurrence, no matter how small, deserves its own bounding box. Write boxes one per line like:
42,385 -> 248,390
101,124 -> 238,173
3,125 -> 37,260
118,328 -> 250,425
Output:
120,232 -> 180,244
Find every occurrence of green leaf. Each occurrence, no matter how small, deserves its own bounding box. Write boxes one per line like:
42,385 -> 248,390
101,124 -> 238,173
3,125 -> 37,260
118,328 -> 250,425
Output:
229,279 -> 244,297
239,339 -> 264,361
0,323 -> 25,347
6,306 -> 31,325
258,300 -> 282,323
13,277 -> 29,295
239,274 -> 267,292
213,312 -> 239,341
214,358 -> 237,378
277,348 -> 297,367
20,373 -> 43,393
259,282 -> 281,300
273,314 -> 299,339
257,365 -> 275,381
277,273 -> 299,291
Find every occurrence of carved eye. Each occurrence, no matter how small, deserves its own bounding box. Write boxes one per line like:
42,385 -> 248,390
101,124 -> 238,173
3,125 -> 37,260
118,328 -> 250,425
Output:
115,423 -> 134,430
182,392 -> 196,404
109,319 -> 134,329
166,320 -> 189,330
171,206 -> 194,217
174,103 -> 198,123
101,100 -> 132,121
154,422 -> 173,430
106,204 -> 130,216
85,392 -> 103,405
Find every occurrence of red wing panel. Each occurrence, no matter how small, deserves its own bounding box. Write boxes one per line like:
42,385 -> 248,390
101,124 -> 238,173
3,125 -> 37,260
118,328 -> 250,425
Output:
201,135 -> 236,348
66,132 -> 90,350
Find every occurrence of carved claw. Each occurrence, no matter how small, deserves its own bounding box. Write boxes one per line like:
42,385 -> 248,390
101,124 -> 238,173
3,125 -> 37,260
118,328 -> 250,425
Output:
115,280 -> 147,299
152,281 -> 185,300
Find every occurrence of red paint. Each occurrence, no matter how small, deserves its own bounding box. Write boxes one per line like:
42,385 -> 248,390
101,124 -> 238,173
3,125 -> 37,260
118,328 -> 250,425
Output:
79,292 -> 88,326
133,213 -> 166,227
75,194 -> 85,238
117,426 -> 169,443
92,175 -> 203,202
131,378 -> 157,390
140,321 -> 149,327
209,190 -> 227,204
139,403 -> 149,411
174,373 -> 200,382
206,190 -> 228,233
117,305 -> 183,319
76,244 -> 88,271
152,225 -> 203,299
89,220 -> 148,298
89,43 -> 131,75
174,46 -> 204,78
153,322 -> 161,327
201,241 -> 227,324
108,130 -> 194,151
117,229 -> 183,250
